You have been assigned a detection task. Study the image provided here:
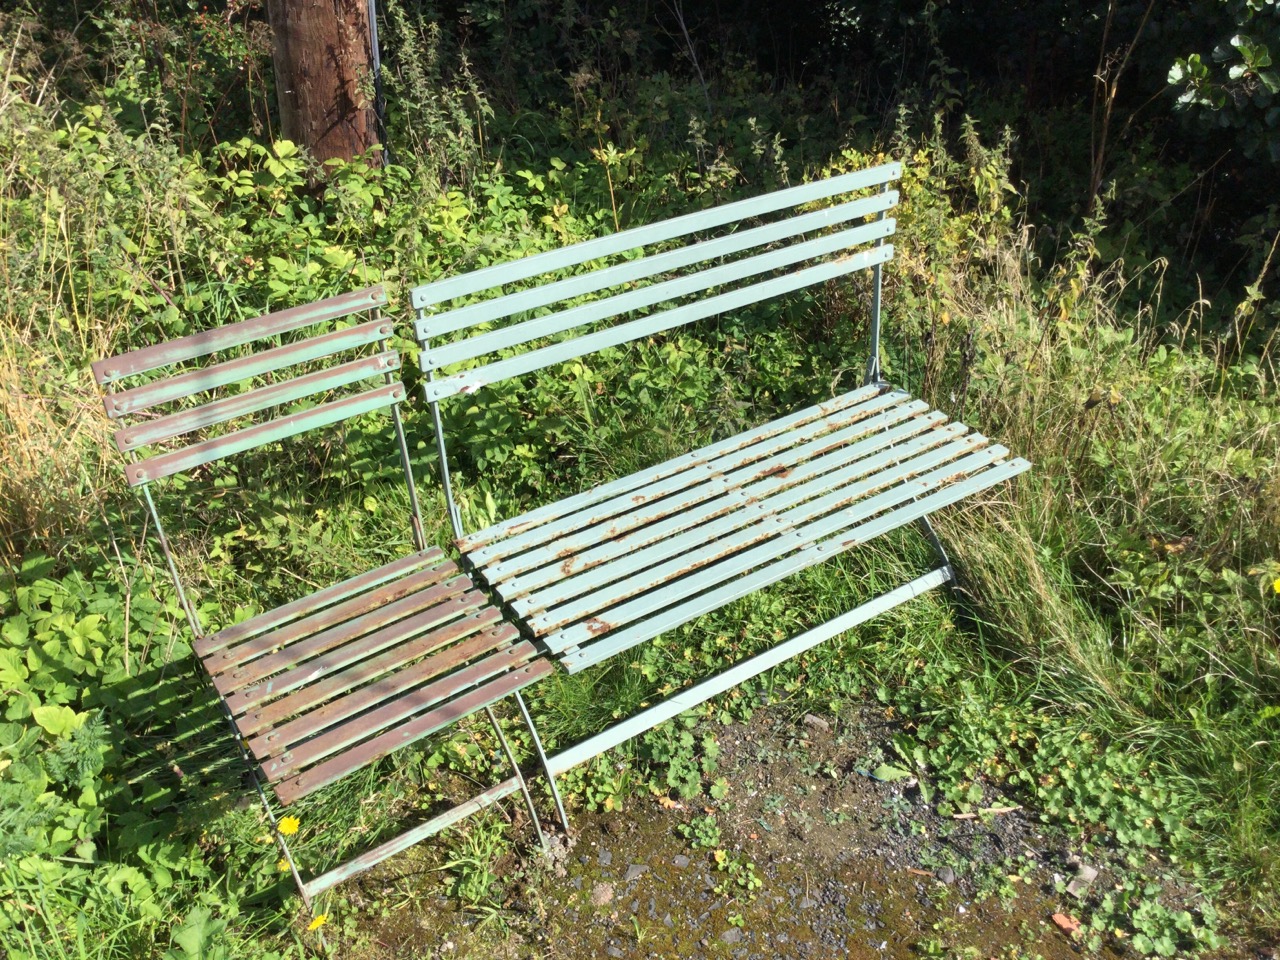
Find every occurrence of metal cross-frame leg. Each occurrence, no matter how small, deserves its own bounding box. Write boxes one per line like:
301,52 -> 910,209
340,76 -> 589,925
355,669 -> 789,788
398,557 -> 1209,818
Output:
485,705 -> 548,851
515,689 -> 570,832
916,514 -> 953,575
420,348 -> 568,842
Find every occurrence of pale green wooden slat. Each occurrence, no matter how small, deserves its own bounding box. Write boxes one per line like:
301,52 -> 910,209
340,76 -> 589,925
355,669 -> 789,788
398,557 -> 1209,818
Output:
420,219 -> 895,371
415,191 -> 899,340
409,163 -> 902,309
115,351 -> 400,452
421,245 -> 892,402
104,318 -> 394,418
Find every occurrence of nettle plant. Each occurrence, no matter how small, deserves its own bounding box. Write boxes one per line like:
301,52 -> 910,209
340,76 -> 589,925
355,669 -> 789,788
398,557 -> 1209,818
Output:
0,557 -> 194,935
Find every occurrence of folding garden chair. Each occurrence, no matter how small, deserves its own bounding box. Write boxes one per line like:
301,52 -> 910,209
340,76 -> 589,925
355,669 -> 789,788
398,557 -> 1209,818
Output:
92,285 -> 565,906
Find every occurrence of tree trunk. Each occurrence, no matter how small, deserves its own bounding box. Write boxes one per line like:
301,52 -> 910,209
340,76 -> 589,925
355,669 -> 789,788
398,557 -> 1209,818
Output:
268,0 -> 377,166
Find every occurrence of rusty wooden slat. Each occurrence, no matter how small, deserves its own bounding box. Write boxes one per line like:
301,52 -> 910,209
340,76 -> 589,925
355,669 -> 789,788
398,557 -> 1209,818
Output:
525,431 -> 987,634
482,391 -> 918,576
93,285 -> 386,385
263,641 -> 538,779
246,622 -> 520,759
458,384 -> 888,556
214,576 -> 474,695
268,651 -> 552,803
197,550 -> 444,658
544,444 -> 1012,654
487,403 -> 940,591
104,317 -> 393,419
115,351 -> 400,452
207,560 -> 457,671
229,604 -> 505,729
498,412 -> 949,600
557,457 -> 1029,672
126,382 -> 405,487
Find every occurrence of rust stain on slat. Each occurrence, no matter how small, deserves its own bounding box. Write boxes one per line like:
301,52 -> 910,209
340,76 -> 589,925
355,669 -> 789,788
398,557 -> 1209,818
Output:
584,617 -> 612,636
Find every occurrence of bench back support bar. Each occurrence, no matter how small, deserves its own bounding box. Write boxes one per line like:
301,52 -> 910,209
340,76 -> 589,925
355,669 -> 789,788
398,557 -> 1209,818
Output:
867,181 -> 890,384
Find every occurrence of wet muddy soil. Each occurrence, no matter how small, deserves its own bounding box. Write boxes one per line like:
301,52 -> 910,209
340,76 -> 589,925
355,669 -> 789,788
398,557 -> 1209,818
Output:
342,708 -> 1251,960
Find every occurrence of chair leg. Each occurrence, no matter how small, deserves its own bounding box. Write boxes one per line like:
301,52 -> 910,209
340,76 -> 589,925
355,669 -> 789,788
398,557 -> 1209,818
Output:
485,706 -> 548,852
206,689 -> 315,912
250,772 -> 314,913
514,689 -> 570,833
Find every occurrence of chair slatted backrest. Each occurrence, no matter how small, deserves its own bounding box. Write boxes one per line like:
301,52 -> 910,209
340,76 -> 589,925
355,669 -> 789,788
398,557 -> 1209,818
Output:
93,286 -> 404,489
92,285 -> 426,629
412,162 -> 899,407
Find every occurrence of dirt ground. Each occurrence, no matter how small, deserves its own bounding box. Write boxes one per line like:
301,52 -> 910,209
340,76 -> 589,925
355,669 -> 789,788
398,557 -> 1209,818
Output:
336,708 -> 1253,960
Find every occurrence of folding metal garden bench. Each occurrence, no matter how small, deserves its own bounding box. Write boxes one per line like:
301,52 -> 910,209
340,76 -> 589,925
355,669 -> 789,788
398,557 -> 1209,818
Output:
92,286 -> 563,906
412,161 -> 1031,806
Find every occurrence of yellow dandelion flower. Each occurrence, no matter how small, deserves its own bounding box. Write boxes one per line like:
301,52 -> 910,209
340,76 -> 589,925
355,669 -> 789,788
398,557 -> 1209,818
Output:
307,913 -> 328,932
1273,577 -> 1280,595
277,815 -> 300,836
277,858 -> 290,873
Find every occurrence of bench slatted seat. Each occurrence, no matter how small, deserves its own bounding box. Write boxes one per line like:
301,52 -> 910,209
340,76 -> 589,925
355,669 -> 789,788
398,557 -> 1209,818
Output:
461,386 -> 1022,673
93,286 -> 561,906
413,161 -> 1030,812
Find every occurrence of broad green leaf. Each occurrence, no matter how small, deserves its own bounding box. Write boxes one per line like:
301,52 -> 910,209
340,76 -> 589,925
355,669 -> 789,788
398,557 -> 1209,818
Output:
870,763 -> 914,782
32,704 -> 79,737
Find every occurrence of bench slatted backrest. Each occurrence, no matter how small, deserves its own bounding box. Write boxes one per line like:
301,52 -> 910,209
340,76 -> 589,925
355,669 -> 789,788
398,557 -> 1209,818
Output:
93,286 -> 405,489
412,162 -> 901,408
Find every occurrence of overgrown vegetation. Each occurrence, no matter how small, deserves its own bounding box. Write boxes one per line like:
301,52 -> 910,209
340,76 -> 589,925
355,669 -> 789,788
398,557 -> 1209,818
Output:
1,0 -> 1277,957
